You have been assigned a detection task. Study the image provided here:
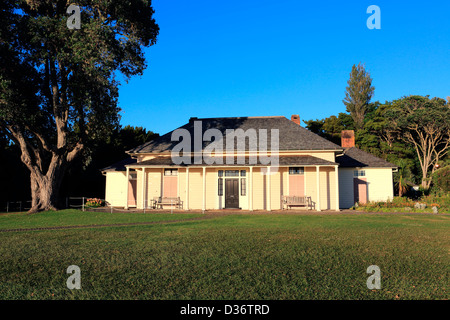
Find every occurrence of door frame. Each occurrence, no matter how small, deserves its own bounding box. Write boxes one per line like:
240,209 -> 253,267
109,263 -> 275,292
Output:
225,178 -> 240,209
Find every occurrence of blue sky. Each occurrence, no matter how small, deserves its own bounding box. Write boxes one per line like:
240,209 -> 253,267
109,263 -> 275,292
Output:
118,0 -> 450,135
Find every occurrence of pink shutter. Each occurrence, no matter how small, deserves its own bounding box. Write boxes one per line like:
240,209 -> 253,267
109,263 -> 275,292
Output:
128,180 -> 137,206
163,176 -> 178,197
289,175 -> 305,196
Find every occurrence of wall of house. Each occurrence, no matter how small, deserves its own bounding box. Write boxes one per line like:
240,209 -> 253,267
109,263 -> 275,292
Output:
250,166 -> 337,211
178,168 -> 187,208
253,168 -> 272,210
303,167 -> 338,210
202,167 -> 249,210
338,167 -> 394,208
249,167 -> 288,210
268,168 -> 283,210
113,165 -> 340,211
187,168 -> 203,209
252,168 -> 265,210
136,169 -> 143,208
304,167 -> 316,210
338,168 -> 355,209
105,171 -> 127,207
205,168 -> 217,210
366,168 -> 394,202
320,167 -> 337,211
145,168 -> 163,207
287,151 -> 336,162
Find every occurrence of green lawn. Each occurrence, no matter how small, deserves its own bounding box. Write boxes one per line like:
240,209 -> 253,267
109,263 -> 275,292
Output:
0,209 -> 203,230
0,210 -> 448,300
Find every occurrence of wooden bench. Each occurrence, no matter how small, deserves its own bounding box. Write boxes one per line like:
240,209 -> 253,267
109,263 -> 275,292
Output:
152,197 -> 183,209
281,195 -> 312,210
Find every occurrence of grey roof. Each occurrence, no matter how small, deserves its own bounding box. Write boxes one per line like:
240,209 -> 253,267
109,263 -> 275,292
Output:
127,116 -> 343,154
336,147 -> 397,168
128,155 -> 337,167
101,158 -> 137,172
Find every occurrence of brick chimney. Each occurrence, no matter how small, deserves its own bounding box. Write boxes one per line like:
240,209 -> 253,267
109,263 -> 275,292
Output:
341,130 -> 355,148
291,114 -> 300,125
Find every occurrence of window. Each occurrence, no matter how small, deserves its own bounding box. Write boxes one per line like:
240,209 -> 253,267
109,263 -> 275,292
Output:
241,178 -> 246,196
240,170 -> 246,177
218,178 -> 223,196
289,167 -> 304,175
225,170 -> 239,177
164,169 -> 178,176
218,170 -> 224,177
354,170 -> 366,177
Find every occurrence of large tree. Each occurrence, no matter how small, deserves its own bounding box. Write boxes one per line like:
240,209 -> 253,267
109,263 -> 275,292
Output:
343,63 -> 375,130
386,95 -> 450,190
0,1 -> 159,212
303,112 -> 354,145
62,125 -> 159,199
304,102 -> 422,196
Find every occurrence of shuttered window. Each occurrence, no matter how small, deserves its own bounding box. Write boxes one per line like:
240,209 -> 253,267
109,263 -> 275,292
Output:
218,178 -> 223,196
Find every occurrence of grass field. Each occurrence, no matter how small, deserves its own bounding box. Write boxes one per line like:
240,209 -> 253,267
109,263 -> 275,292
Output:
0,210 -> 448,300
0,209 -> 203,230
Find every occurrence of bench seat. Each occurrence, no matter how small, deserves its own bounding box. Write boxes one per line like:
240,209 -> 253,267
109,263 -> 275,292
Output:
281,195 -> 312,210
152,197 -> 183,209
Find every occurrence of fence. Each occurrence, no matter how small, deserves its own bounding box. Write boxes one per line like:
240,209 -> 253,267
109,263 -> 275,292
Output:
1,200 -> 32,213
67,197 -> 114,213
0,197 -> 111,213
68,197 -> 180,213
1,197 -> 181,213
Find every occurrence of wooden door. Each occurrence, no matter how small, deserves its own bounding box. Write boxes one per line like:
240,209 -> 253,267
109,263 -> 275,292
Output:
289,175 -> 305,196
225,179 -> 239,208
354,178 -> 367,204
163,176 -> 178,197
128,179 -> 137,207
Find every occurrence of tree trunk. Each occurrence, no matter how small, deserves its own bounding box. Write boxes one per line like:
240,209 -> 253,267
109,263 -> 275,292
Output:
420,164 -> 433,190
421,179 -> 430,190
28,158 -> 66,213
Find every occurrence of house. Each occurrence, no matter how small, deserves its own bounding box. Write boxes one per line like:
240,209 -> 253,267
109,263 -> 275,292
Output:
101,115 -> 397,211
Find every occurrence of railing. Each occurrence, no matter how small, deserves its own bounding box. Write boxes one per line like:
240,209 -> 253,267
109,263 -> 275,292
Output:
1,200 -> 32,213
67,197 -> 115,213
1,197 -> 185,213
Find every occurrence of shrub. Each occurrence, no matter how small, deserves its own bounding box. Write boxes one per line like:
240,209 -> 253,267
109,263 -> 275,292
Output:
85,198 -> 104,208
356,194 -> 449,213
432,165 -> 450,194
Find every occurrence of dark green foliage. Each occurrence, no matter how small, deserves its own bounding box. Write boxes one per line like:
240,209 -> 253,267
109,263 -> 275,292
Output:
0,1 -> 159,210
304,94 -> 449,195
386,96 -> 450,189
343,63 -> 375,130
61,125 -> 159,198
0,125 -> 159,203
432,166 -> 450,194
303,112 -> 354,145
0,132 -> 31,201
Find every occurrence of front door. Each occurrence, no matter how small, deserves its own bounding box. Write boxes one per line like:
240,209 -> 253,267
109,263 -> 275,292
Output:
225,179 -> 239,208
354,178 -> 368,204
128,179 -> 137,207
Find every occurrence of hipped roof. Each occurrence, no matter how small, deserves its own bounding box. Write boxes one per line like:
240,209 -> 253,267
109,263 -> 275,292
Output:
127,116 -> 343,154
